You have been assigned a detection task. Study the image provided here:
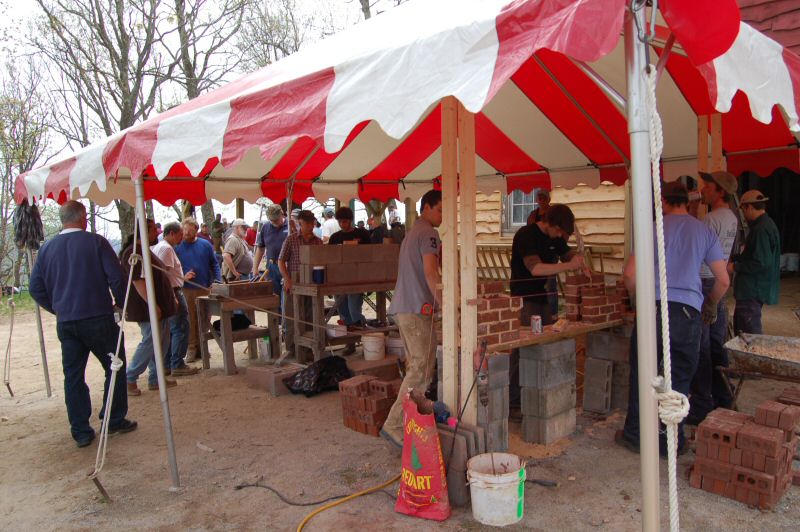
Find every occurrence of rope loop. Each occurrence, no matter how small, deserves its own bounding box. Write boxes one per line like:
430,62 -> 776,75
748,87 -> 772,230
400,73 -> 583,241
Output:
127,253 -> 142,266
108,351 -> 123,372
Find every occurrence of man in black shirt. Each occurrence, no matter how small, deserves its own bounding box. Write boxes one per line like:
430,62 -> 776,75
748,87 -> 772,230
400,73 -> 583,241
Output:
509,204 -> 584,407
329,207 -> 371,331
367,215 -> 387,243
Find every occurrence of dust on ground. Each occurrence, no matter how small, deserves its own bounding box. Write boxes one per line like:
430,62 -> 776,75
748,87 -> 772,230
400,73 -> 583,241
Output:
1,278 -> 799,531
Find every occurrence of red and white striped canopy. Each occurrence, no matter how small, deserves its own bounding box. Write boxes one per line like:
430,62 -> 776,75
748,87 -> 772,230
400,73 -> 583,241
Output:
15,0 -> 800,207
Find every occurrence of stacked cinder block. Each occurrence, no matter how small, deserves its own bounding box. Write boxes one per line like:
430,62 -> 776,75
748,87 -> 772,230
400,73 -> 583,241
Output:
690,402 -> 800,509
298,243 -> 400,285
520,339 -> 577,444
583,329 -> 632,413
475,281 -> 522,348
339,375 -> 402,437
478,353 -> 511,452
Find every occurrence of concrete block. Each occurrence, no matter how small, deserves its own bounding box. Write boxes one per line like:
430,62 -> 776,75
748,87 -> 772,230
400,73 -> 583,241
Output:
341,244 -> 375,263
583,357 -> 613,414
372,243 -> 400,262
438,423 -> 477,458
610,361 -> 630,411
521,382 -> 576,418
300,245 -> 341,265
437,429 -> 470,507
477,386 -> 509,425
521,409 -> 577,445
480,418 -> 508,452
357,261 -> 385,283
520,339 -> 575,361
487,352 -> 510,374
519,352 -> 575,390
586,332 -> 631,363
326,263 -> 361,285
488,369 -> 509,390
246,365 -> 302,397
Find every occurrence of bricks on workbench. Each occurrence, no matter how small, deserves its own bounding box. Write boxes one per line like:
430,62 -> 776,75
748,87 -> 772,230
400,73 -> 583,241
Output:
339,375 -> 399,437
475,283 -> 522,349
689,400 -> 799,510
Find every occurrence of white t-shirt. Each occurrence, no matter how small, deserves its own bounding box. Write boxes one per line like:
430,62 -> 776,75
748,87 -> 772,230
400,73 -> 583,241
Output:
151,240 -> 184,288
700,207 -> 738,278
321,218 -> 340,240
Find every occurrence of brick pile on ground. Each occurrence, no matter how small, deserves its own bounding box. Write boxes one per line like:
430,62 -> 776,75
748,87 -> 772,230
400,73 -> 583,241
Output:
339,375 -> 402,437
689,401 -> 800,509
474,281 -> 522,348
564,273 -> 623,324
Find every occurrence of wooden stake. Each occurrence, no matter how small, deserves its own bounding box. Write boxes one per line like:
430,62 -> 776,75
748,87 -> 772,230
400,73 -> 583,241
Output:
441,97 -> 459,411
457,101 -> 478,425
710,113 -> 724,171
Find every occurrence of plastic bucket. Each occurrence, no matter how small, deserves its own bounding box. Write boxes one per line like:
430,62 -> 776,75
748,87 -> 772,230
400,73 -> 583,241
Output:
467,453 -> 526,527
362,333 -> 386,361
386,335 -> 405,357
787,253 -> 799,272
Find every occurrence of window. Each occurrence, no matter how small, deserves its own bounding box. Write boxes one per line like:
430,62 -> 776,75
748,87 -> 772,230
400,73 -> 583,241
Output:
502,189 -> 538,234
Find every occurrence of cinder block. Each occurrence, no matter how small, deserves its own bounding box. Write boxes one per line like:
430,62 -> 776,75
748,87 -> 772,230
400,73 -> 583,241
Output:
341,244 -> 375,263
520,339 -> 576,360
477,386 -> 509,425
300,245 -> 342,265
488,352 -> 510,374
326,263 -> 361,285
357,261 -> 385,283
488,369 -> 509,390
521,382 -> 575,418
583,357 -> 613,414
438,423 -> 477,459
586,332 -> 631,363
246,365 -> 302,396
519,348 -> 575,390
521,409 -> 576,444
372,243 -> 400,262
437,430 -> 470,507
481,418 -> 508,452
610,361 -> 630,411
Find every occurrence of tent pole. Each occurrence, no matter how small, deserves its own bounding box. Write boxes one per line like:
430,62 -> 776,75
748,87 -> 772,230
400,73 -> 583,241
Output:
134,178 -> 181,490
26,249 -> 52,398
625,9 -> 660,531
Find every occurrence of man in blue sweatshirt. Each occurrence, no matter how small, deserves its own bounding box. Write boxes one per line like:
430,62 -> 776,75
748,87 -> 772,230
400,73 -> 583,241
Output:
175,217 -> 221,362
29,200 -> 137,448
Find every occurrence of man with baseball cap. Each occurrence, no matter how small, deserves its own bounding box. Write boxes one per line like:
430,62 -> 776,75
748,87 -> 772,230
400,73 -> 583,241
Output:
253,204 -> 290,307
688,171 -> 739,424
222,219 -> 253,282
728,189 -> 781,335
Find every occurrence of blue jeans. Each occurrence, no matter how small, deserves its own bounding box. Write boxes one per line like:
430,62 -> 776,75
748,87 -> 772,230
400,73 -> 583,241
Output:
689,279 -> 732,422
335,294 -> 365,325
167,290 -> 190,369
56,315 -> 128,442
733,298 -> 762,335
267,262 -> 284,329
623,301 -> 702,454
127,320 -> 170,387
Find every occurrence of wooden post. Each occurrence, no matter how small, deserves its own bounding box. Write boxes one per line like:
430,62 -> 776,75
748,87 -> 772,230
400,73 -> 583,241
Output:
441,97 -> 460,411
697,115 -> 709,173
404,198 -> 417,232
457,102 -> 478,425
710,113 -> 724,171
235,198 -> 245,219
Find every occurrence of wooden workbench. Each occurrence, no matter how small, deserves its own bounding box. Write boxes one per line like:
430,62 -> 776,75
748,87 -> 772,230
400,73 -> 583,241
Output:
491,319 -> 625,352
292,280 -> 396,361
196,294 -> 281,375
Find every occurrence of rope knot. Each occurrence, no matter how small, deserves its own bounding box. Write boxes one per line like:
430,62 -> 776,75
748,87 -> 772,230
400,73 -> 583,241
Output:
128,253 -> 142,266
108,352 -> 123,372
652,377 -> 689,426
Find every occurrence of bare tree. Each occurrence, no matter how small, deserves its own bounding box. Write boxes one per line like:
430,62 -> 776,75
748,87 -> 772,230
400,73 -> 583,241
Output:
236,0 -> 307,72
30,0 -> 177,243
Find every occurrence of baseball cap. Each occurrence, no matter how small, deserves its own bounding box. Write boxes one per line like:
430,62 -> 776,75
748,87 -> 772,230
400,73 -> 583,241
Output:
699,171 -> 738,195
266,204 -> 283,221
296,210 -> 316,223
739,189 -> 769,205
661,181 -> 689,204
232,218 -> 247,227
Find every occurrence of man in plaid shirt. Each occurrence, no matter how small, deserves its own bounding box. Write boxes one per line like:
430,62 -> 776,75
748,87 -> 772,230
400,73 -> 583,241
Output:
278,210 -> 322,358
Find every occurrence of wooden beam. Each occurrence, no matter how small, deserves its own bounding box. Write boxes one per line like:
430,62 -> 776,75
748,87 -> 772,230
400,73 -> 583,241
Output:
235,198 -> 245,219
404,198 -> 417,232
710,113 -> 724,171
457,101 -> 478,425
441,97 -> 460,411
697,115 -> 709,174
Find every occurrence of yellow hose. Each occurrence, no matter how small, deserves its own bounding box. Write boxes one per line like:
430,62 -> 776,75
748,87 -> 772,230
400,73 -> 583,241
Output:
296,474 -> 401,532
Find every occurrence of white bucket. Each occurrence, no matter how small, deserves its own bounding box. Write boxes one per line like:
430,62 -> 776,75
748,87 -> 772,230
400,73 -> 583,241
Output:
787,253 -> 799,272
362,333 -> 386,361
467,453 -> 526,527
386,335 -> 405,357
326,325 -> 348,338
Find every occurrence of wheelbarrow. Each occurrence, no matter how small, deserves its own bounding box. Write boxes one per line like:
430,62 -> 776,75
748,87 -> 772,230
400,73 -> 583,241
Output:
720,334 -> 800,410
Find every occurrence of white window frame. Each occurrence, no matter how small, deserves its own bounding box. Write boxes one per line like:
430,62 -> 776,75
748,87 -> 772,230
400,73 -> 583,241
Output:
502,189 -> 539,234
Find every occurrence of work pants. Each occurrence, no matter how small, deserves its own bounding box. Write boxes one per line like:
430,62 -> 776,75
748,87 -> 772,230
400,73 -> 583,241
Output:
383,313 -> 437,440
510,298 -> 553,406
183,287 -> 210,358
733,298 -> 763,335
283,286 -> 313,355
623,301 -> 701,454
56,314 -> 128,443
689,279 -> 732,423
335,293 -> 365,325
166,289 -> 190,369
127,320 -> 170,387
266,262 -> 284,328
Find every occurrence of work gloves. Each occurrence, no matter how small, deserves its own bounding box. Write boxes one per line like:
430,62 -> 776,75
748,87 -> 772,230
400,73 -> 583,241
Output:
701,297 -> 717,325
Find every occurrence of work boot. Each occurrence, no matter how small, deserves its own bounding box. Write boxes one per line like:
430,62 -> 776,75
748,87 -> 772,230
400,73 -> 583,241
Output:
171,364 -> 199,376
148,379 -> 177,391
127,382 -> 142,396
108,419 -> 138,434
184,350 -> 199,363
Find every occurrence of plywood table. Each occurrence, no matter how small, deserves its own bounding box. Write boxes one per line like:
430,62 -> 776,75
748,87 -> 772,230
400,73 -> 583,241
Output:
491,319 -> 625,352
196,294 -> 281,375
292,281 -> 396,362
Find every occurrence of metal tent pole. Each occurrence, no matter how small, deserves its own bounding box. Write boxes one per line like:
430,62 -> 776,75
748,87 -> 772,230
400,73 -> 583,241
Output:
26,249 -> 52,398
134,178 -> 181,490
625,8 -> 660,531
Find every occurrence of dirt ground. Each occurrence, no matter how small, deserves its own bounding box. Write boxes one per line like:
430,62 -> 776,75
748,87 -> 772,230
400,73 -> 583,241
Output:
1,279 -> 798,531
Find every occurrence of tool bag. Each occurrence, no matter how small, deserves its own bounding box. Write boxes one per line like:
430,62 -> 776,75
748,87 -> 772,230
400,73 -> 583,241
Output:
395,392 -> 451,521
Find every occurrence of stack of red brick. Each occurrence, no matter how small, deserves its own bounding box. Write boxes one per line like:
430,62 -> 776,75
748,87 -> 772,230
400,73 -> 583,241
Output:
475,281 -> 522,348
339,375 -> 402,437
564,273 -> 623,324
690,401 -> 800,509
614,278 -> 633,312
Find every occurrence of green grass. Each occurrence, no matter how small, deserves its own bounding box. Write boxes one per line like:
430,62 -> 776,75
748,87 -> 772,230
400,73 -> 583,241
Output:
0,291 -> 39,316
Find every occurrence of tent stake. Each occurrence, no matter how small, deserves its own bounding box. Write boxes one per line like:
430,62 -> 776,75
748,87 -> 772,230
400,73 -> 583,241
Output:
27,249 -> 52,398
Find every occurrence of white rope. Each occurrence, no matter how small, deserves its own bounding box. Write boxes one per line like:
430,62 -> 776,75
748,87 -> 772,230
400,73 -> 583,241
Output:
90,217 -> 139,479
645,65 -> 687,532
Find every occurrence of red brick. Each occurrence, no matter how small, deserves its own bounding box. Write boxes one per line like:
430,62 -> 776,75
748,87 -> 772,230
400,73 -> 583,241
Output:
600,304 -> 616,314
752,452 -> 766,472
698,417 -> 740,447
733,466 -> 777,494
364,423 -> 381,437
701,475 -> 714,492
758,491 -> 781,510
510,297 -> 522,309
712,479 -> 728,496
737,422 -> 784,458
708,408 -> 752,425
707,441 -> 720,460
565,303 -> 580,314
590,273 -> 604,284
477,324 -> 489,336
694,457 -> 733,482
734,486 -> 750,504
793,470 -> 800,487
581,305 -> 601,316
566,274 -> 590,285
755,401 -> 787,428
725,483 -> 737,498
696,440 -> 708,458
741,450 -> 754,469
478,310 -> 500,322
730,448 -> 743,465
489,321 -> 511,334
566,313 -> 580,322
499,330 -> 520,343
718,445 -> 731,463
689,468 -> 702,489
478,281 -> 505,296
581,295 -> 606,306
364,395 -> 394,412
339,375 -> 377,396
581,286 -> 604,297
778,405 -> 800,433
564,284 -> 581,296
483,334 -> 500,347
609,312 -> 622,321
565,295 -> 581,305
500,309 -> 519,321
584,314 -> 611,324
764,455 -> 783,476
475,298 -> 489,311
488,297 -> 511,310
